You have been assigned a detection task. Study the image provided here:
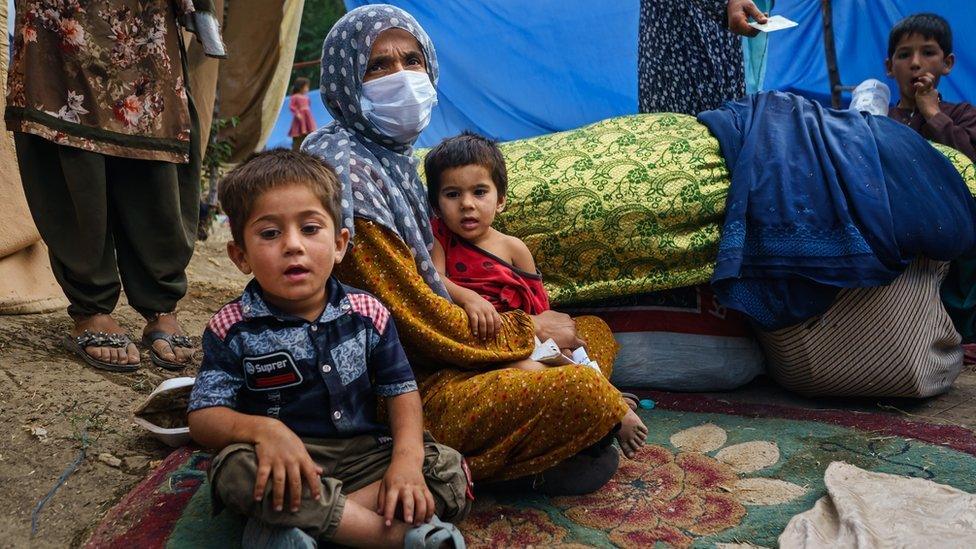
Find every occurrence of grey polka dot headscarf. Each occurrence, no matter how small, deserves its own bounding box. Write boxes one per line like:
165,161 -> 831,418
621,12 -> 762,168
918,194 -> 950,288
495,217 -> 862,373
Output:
303,4 -> 448,298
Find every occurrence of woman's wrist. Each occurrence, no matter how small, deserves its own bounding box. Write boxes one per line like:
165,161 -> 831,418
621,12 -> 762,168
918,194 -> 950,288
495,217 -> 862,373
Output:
529,313 -> 544,339
530,310 -> 583,349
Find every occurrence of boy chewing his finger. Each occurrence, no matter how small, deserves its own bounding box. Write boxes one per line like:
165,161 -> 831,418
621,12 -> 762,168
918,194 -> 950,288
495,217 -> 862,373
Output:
886,12 -> 976,162
188,150 -> 470,547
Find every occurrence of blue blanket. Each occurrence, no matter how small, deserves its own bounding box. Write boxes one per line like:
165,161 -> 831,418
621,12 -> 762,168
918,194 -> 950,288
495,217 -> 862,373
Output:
698,91 -> 976,330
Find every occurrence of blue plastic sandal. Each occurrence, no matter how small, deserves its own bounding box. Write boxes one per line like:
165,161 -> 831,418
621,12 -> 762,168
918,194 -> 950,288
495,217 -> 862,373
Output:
404,515 -> 465,549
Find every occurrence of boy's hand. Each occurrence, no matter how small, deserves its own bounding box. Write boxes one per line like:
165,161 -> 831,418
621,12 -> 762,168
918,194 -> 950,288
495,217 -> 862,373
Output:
913,72 -> 941,119
461,295 -> 502,341
252,419 -> 323,513
377,459 -> 435,526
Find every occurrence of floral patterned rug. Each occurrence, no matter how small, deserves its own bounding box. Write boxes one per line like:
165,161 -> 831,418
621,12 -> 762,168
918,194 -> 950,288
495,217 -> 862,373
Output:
86,392 -> 976,548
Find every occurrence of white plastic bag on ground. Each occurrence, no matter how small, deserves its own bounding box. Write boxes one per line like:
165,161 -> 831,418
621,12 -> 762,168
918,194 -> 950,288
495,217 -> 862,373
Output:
132,377 -> 195,447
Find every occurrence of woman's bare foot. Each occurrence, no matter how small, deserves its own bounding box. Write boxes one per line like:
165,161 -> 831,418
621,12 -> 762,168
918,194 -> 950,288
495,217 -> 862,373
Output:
71,314 -> 140,366
143,312 -> 196,366
617,407 -> 648,459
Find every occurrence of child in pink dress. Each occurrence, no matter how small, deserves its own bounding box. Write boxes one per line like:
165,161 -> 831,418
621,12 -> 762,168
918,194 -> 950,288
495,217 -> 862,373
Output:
288,77 -> 317,151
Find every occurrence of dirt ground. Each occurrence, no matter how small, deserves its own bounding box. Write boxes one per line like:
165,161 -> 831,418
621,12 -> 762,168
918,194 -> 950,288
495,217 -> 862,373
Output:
2,224 -> 975,548
0,224 -> 248,548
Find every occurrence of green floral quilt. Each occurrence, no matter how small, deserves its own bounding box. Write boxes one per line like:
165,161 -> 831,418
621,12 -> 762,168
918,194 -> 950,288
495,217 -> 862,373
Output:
421,114 -> 976,305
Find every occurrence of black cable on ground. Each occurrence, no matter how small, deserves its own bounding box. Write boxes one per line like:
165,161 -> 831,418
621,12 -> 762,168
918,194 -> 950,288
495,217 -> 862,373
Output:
30,430 -> 90,537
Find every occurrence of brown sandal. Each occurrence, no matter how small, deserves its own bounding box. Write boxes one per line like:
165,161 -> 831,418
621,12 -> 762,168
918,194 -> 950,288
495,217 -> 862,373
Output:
142,331 -> 196,371
63,331 -> 140,372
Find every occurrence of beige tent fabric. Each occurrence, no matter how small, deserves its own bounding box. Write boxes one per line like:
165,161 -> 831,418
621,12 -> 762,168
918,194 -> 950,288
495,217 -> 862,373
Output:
0,1 -> 66,314
0,245 -> 66,314
218,0 -> 305,162
779,462 -> 976,548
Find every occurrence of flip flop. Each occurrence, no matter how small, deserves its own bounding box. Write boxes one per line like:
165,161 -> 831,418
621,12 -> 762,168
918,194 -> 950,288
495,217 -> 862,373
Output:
620,392 -> 640,411
404,515 -> 465,549
63,331 -> 140,372
142,331 -> 196,371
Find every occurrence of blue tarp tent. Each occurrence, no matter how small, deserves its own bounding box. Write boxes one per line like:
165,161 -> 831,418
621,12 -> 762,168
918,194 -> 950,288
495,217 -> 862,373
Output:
266,0 -> 975,150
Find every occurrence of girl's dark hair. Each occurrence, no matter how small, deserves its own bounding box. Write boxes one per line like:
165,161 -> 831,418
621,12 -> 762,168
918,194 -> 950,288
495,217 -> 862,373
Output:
291,77 -> 311,95
888,13 -> 952,58
424,131 -> 508,209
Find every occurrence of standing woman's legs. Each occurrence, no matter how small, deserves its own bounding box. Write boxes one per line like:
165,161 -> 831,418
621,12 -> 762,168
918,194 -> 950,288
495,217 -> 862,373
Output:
108,97 -> 201,366
14,132 -> 140,366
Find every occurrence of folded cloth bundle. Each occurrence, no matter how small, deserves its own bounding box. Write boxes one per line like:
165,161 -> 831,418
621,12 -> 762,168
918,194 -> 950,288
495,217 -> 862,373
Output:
699,91 -> 976,329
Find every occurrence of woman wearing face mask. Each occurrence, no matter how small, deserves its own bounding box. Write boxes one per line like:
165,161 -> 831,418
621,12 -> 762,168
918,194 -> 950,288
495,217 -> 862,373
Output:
303,5 -> 628,494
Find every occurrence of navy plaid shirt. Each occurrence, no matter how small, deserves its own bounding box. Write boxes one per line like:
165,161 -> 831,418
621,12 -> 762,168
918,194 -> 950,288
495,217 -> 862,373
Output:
188,277 -> 417,439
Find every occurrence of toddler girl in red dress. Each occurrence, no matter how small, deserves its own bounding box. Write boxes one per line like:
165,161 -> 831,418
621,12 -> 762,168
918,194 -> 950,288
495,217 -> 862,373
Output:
425,132 -> 648,458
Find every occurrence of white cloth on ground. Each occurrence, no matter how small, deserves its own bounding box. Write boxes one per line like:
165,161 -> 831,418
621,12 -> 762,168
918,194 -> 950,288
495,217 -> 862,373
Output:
779,461 -> 976,548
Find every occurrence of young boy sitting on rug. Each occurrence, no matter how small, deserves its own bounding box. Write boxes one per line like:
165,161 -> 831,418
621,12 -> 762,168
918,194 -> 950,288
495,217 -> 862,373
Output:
886,12 -> 976,162
188,150 -> 469,548
424,132 -> 649,459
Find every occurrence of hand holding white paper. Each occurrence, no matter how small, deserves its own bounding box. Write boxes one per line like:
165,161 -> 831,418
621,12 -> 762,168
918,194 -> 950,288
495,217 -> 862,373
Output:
748,15 -> 798,33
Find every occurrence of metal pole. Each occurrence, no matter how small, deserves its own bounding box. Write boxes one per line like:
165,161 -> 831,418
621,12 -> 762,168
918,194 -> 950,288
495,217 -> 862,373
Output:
821,0 -> 843,108
199,0 -> 229,240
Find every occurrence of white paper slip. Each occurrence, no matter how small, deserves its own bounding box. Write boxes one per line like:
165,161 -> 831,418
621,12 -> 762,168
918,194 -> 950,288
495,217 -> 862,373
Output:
571,347 -> 591,365
748,14 -> 798,33
572,347 -> 602,373
530,337 -> 601,371
530,337 -> 569,364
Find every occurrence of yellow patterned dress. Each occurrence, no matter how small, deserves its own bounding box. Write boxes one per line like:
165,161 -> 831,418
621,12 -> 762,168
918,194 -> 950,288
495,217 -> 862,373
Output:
335,220 -> 627,482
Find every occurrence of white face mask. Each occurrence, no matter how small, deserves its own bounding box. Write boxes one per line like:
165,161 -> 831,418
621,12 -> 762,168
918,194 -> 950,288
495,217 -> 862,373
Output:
360,70 -> 438,142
